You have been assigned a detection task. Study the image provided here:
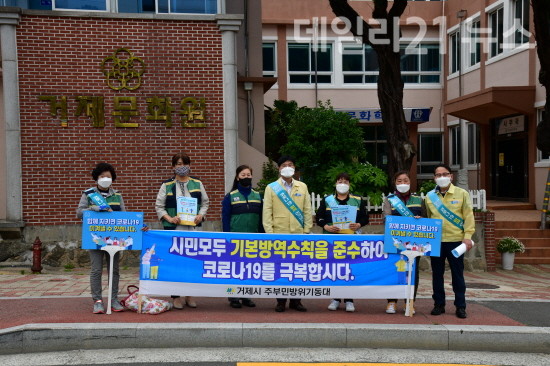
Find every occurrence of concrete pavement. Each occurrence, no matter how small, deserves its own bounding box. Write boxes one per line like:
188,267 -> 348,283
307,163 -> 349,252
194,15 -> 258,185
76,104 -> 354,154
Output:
1,264 -> 549,355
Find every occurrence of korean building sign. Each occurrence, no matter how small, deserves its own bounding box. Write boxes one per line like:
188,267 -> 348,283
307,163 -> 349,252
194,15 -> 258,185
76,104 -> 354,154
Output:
498,115 -> 525,135
38,48 -> 207,128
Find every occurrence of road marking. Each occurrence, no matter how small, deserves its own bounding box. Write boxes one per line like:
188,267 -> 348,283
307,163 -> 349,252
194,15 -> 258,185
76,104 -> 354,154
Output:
239,363 -> 495,366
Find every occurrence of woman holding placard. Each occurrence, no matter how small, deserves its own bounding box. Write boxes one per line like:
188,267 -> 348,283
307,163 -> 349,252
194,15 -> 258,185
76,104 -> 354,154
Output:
76,162 -> 126,314
155,152 -> 210,309
316,172 -> 369,312
382,170 -> 426,315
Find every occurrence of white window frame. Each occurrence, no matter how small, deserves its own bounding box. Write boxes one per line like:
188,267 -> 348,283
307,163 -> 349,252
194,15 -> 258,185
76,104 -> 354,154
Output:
341,43 -> 379,85
536,108 -> 550,164
467,122 -> 480,166
448,30 -> 461,75
417,132 -> 444,177
488,5 -> 504,58
467,17 -> 481,68
449,125 -> 461,168
262,41 -> 277,78
400,41 -> 441,85
53,0 -> 109,12
512,0 -> 530,46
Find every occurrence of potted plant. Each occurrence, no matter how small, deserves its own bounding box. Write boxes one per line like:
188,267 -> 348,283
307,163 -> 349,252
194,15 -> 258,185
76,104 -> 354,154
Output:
496,237 -> 525,270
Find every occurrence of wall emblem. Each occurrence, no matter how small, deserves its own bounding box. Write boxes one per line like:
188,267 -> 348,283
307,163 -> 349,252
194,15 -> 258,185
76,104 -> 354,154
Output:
101,48 -> 145,91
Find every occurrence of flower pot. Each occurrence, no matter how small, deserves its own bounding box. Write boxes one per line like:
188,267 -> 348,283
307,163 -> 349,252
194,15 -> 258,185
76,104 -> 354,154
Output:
501,252 -> 515,270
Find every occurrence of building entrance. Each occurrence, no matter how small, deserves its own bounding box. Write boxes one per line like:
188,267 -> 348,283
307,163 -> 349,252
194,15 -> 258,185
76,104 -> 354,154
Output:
491,116 -> 528,200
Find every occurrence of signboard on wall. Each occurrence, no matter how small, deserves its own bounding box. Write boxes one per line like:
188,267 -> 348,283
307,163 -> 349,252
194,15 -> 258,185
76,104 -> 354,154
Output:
498,115 -> 525,135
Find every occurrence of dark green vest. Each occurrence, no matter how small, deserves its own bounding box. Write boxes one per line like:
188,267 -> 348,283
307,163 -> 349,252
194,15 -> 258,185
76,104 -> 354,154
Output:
229,189 -> 262,232
163,177 -> 203,229
390,194 -> 423,217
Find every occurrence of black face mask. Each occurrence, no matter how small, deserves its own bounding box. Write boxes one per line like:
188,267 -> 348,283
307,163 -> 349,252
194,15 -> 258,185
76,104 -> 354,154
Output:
239,178 -> 252,187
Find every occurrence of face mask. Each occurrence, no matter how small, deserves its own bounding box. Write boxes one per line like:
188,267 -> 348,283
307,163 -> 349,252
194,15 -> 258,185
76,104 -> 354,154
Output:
280,166 -> 295,178
435,176 -> 451,188
97,177 -> 112,189
336,183 -> 349,194
396,184 -> 410,194
175,165 -> 190,177
239,177 -> 252,187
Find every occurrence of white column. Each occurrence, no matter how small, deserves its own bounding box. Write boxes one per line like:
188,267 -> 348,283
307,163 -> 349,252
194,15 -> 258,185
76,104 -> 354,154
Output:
217,18 -> 242,192
0,12 -> 22,223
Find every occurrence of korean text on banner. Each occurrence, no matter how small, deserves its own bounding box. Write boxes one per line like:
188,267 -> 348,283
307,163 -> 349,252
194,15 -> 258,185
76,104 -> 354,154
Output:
82,211 -> 144,250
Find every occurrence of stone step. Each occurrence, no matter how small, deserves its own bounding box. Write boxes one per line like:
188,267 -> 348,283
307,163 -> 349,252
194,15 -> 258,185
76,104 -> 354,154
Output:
512,257 -> 550,264
495,229 -> 550,238
495,221 -> 540,229
487,203 -> 536,210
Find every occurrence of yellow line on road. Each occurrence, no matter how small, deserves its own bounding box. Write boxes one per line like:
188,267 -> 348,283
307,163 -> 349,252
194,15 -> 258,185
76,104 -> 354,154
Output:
238,363 -> 495,366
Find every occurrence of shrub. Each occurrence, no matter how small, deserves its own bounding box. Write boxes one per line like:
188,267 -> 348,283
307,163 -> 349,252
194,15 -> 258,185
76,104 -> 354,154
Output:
496,237 -> 525,253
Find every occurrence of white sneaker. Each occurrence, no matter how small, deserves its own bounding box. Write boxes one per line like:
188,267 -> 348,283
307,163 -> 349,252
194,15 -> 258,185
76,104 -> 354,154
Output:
386,301 -> 396,314
327,300 -> 340,311
345,301 -> 355,312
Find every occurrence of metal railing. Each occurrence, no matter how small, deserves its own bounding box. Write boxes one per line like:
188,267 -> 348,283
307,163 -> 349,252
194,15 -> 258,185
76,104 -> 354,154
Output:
310,189 -> 487,212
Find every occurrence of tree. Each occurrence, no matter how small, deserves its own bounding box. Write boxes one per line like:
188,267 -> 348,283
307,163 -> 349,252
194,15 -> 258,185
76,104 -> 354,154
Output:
279,101 -> 367,194
533,0 -> 550,153
328,0 -> 414,182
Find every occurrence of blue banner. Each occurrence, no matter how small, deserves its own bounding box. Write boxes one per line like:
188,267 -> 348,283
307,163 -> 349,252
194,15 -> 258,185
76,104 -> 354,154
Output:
138,230 -> 411,299
82,211 -> 144,250
383,216 -> 442,257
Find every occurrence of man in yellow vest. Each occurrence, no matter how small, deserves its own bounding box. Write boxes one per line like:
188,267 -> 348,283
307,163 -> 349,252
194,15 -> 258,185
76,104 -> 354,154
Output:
263,156 -> 313,312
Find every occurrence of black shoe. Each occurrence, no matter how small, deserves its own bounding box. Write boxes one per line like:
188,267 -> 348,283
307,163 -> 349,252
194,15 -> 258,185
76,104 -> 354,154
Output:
431,304 -> 445,315
275,301 -> 286,312
289,300 -> 307,312
241,299 -> 256,308
229,300 -> 242,308
456,307 -> 467,319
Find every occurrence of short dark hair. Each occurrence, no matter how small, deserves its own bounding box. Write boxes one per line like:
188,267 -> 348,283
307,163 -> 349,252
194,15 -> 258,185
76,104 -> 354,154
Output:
335,172 -> 351,182
171,153 -> 191,167
433,164 -> 452,175
393,170 -> 410,182
277,155 -> 296,167
92,162 -> 117,181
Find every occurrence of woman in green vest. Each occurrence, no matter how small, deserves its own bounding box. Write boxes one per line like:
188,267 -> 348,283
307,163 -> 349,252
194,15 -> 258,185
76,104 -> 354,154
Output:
382,170 -> 426,315
76,162 -> 126,315
155,152 -> 210,309
316,172 -> 369,312
221,164 -> 263,308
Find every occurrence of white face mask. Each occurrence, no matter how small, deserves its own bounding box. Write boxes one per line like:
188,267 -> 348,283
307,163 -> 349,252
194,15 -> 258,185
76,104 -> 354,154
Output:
97,177 -> 112,189
396,184 -> 410,194
435,176 -> 451,188
336,183 -> 350,194
280,166 -> 295,178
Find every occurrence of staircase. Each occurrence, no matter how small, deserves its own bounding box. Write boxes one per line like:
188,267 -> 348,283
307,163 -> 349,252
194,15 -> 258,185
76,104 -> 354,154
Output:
490,202 -> 550,264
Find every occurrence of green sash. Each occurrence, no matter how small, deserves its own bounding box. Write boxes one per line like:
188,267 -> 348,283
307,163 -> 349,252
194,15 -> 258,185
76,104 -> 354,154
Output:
427,190 -> 464,230
268,181 -> 304,227
387,194 -> 415,217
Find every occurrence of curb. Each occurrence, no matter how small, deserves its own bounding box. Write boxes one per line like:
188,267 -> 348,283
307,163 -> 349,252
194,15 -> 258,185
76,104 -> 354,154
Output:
1,323 -> 549,355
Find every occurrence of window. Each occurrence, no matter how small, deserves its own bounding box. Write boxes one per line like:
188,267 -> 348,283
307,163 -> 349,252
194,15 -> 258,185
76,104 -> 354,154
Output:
157,0 -> 217,14
469,20 -> 481,67
538,109 -> 550,162
53,0 -> 107,11
417,133 -> 443,175
400,43 -> 440,83
489,7 -> 504,58
342,44 -> 379,84
467,123 -> 480,165
288,43 -> 333,84
449,31 -> 460,74
262,43 -> 276,78
450,125 -> 461,166
513,0 -> 530,45
360,125 -> 387,170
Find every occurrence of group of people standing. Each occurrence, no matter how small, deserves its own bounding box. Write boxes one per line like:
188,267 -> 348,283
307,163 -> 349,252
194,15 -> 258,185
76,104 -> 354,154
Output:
77,153 -> 474,319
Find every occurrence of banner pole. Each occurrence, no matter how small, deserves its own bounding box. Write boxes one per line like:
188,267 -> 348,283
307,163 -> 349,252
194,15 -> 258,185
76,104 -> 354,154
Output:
401,250 -> 422,317
101,245 -> 123,315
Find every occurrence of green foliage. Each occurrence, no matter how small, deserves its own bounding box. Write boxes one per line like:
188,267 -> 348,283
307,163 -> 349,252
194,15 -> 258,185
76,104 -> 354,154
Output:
496,237 -> 526,253
64,263 -> 75,270
264,100 -> 304,160
324,162 -> 388,205
419,179 -> 436,194
279,101 -> 367,193
256,158 -> 280,195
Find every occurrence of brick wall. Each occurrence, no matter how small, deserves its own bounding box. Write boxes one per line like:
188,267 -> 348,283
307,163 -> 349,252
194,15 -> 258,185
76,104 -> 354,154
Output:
17,15 -> 225,226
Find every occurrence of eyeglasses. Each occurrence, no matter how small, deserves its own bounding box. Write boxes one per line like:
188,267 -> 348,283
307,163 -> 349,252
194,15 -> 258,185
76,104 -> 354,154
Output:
434,172 -> 451,178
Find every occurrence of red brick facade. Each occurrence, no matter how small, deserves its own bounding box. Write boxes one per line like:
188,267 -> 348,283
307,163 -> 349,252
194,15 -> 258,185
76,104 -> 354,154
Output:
17,15 -> 225,225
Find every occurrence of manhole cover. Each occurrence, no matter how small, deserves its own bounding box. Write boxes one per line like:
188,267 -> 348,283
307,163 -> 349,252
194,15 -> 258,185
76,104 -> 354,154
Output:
467,282 -> 499,289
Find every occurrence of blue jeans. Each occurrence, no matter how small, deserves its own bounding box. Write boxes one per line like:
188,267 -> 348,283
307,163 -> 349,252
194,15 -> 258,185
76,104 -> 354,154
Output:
430,241 -> 466,308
